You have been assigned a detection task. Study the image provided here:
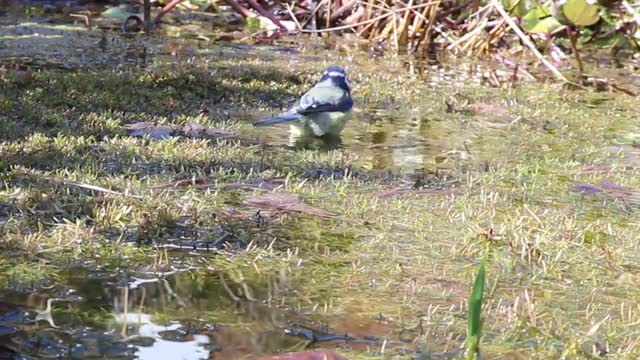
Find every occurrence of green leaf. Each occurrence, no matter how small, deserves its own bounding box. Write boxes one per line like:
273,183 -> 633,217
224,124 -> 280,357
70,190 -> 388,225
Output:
101,6 -> 135,21
245,16 -> 276,31
502,0 -> 535,17
561,0 -> 600,26
465,259 -> 486,360
523,6 -> 563,33
245,17 -> 262,32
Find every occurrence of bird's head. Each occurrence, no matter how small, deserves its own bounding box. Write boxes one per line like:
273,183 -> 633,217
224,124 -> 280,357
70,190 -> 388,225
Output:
319,65 -> 351,93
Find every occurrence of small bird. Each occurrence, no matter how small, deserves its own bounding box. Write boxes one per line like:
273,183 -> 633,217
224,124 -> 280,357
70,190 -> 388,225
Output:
253,65 -> 353,138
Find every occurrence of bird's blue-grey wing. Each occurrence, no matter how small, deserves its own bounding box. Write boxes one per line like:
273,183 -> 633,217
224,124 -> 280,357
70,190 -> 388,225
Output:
253,98 -> 304,126
295,86 -> 352,114
254,82 -> 351,127
253,111 -> 301,126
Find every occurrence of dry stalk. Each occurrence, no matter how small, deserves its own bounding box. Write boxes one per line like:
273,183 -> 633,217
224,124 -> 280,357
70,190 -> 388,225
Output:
398,0 -> 414,46
448,17 -> 487,52
299,1 -> 439,33
301,0 -> 329,29
360,0 -> 375,33
285,2 -> 304,31
490,0 -> 569,83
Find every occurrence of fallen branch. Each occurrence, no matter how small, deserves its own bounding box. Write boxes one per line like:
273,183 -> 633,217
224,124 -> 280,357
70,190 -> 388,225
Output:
245,0 -> 288,30
330,0 -> 356,22
344,5 -> 365,25
224,0 -> 253,18
154,0 -> 185,25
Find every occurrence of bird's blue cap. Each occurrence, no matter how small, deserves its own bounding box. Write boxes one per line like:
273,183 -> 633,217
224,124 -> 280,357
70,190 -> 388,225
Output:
320,65 -> 350,92
322,65 -> 347,78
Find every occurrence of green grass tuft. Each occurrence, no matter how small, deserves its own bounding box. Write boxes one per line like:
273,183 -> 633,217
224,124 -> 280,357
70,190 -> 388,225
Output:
466,258 -> 487,360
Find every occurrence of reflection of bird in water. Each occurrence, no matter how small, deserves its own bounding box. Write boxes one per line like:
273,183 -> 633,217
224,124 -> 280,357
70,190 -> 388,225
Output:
253,65 -> 353,148
289,132 -> 343,151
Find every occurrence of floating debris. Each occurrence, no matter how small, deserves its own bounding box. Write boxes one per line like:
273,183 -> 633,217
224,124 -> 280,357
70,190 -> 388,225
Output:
125,121 -> 236,140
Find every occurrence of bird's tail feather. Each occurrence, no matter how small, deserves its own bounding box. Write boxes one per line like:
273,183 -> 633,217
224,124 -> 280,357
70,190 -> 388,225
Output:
253,113 -> 300,126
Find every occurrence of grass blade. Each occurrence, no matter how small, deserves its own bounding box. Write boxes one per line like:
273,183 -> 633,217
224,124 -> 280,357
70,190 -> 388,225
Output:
465,258 -> 486,360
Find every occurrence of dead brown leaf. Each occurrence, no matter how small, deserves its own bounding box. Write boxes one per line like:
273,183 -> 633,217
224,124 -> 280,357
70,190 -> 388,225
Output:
125,122 -> 236,140
204,127 -> 236,139
243,193 -> 334,217
182,122 -> 207,137
470,102 -> 510,116
125,122 -> 174,139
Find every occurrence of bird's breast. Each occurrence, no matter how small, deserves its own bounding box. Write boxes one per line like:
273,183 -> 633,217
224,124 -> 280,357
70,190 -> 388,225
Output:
290,110 -> 352,137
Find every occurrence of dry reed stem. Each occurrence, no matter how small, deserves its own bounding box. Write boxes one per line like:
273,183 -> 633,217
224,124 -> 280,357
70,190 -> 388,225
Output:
301,0 -> 329,29
360,0 -> 375,33
356,19 -> 375,36
326,0 -> 332,28
392,7 -> 399,51
399,0 -> 414,45
285,3 -> 304,32
412,1 -> 434,36
447,17 -> 487,52
412,2 -> 444,54
299,1 -> 439,33
490,0 -> 569,83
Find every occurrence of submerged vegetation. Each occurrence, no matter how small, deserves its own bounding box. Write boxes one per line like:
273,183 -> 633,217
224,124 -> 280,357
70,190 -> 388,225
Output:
1,1 -> 640,359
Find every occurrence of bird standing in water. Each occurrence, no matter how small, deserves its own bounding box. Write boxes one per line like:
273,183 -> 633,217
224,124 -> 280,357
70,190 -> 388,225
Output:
253,65 -> 353,139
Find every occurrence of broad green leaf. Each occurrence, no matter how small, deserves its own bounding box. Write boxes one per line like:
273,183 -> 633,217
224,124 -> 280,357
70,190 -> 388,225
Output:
523,6 -> 563,33
561,0 -> 600,26
245,16 -> 297,34
502,0 -> 535,17
245,16 -> 276,31
245,17 -> 262,32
